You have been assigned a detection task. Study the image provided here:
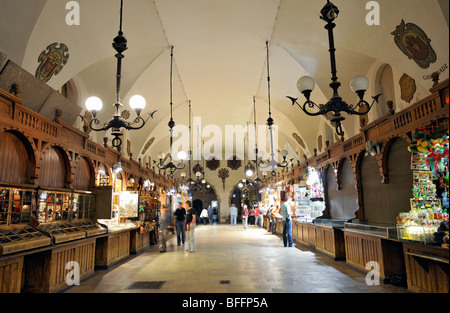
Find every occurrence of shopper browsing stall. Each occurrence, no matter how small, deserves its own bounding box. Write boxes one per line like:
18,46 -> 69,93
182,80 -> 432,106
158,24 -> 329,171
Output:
280,193 -> 293,247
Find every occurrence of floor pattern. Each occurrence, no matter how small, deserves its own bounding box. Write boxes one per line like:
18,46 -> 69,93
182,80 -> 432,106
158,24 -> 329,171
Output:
66,224 -> 409,293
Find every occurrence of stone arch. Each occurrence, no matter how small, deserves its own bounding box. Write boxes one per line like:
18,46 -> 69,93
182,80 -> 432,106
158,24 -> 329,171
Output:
374,63 -> 396,117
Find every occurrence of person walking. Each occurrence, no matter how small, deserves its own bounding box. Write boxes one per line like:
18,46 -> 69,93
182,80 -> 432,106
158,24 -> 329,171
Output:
242,204 -> 249,231
185,200 -> 196,252
173,202 -> 186,246
207,205 -> 214,225
200,207 -> 208,225
159,205 -> 172,253
280,193 -> 293,247
249,205 -> 256,225
255,205 -> 261,227
229,203 -> 238,226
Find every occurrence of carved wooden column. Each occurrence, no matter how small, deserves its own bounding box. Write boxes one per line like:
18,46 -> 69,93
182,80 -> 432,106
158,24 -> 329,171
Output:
349,151 -> 364,222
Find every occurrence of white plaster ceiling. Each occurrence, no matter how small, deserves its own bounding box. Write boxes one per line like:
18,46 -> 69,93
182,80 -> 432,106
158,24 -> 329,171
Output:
0,0 -> 448,171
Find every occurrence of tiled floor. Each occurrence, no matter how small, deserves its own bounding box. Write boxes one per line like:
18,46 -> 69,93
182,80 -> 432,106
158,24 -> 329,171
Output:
66,224 -> 409,293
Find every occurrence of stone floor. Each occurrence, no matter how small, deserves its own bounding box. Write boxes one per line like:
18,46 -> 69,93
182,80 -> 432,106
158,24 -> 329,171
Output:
66,223 -> 409,293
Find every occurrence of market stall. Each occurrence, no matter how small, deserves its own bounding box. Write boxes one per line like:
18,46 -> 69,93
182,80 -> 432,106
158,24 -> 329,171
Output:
292,168 -> 326,248
395,126 -> 449,292
95,182 -> 138,268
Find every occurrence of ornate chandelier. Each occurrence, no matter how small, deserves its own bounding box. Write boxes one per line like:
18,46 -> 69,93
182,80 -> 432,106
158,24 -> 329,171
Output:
261,41 -> 290,176
287,0 -> 381,136
156,46 -> 186,177
82,0 -> 156,148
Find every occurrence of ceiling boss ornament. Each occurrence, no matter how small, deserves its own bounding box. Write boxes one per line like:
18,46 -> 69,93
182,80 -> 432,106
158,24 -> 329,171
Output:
287,0 -> 382,136
35,42 -> 69,83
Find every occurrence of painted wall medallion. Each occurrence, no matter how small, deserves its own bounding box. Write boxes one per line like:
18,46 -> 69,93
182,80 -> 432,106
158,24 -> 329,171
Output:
292,133 -> 306,149
35,43 -> 70,83
391,20 -> 437,69
141,137 -> 155,155
399,73 -> 417,103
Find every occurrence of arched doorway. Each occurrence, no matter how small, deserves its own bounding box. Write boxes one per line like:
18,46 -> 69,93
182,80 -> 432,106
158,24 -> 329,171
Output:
192,186 -> 219,223
193,199 -> 203,218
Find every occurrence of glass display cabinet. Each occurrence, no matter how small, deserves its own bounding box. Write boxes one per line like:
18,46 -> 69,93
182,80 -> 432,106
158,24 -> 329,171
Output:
397,224 -> 439,244
314,218 -> 347,228
71,191 -> 107,237
36,190 -> 86,243
344,222 -> 397,239
0,186 -> 52,255
96,186 -> 139,232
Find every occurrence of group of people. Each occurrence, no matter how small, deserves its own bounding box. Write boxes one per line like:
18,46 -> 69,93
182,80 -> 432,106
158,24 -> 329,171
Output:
159,200 -> 196,253
200,205 -> 215,225
229,193 -> 294,247
230,203 -> 264,230
159,194 -> 295,253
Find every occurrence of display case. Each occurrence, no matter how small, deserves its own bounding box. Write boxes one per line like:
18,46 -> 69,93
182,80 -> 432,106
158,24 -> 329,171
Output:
71,191 -> 107,237
37,190 -> 71,222
37,221 -> 86,244
0,187 -> 34,226
344,222 -> 397,239
0,226 -> 51,255
96,186 -> 139,233
36,189 -> 86,243
293,181 -> 325,223
314,218 -> 347,228
396,224 -> 440,244
0,186 -> 52,255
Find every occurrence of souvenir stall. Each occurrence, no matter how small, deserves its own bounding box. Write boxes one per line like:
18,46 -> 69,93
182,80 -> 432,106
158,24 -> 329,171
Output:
293,167 -> 326,248
130,179 -> 158,253
261,186 -> 281,233
95,170 -> 138,269
396,127 -> 449,293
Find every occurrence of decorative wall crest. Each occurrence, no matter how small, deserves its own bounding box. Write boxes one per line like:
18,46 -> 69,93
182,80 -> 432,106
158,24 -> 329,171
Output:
292,133 -> 306,149
35,43 -> 70,83
227,155 -> 241,170
206,157 -> 220,171
141,137 -> 155,155
391,20 -> 437,69
218,168 -> 230,190
399,73 -> 417,103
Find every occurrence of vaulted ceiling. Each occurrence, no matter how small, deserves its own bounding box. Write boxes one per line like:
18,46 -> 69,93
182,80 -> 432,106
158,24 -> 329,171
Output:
1,0 -> 448,172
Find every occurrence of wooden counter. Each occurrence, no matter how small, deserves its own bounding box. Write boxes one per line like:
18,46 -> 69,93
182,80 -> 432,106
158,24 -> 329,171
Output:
314,224 -> 346,260
20,237 -> 96,293
0,255 -> 23,293
95,228 -> 134,269
403,242 -> 449,293
293,221 -> 316,248
130,228 -> 151,254
344,230 -> 405,281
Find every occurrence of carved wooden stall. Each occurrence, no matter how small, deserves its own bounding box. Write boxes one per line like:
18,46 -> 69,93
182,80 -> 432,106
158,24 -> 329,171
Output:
265,78 -> 449,292
0,87 -> 173,292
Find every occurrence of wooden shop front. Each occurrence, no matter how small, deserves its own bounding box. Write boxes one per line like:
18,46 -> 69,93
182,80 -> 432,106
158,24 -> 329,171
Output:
266,78 -> 449,292
0,87 -> 170,292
